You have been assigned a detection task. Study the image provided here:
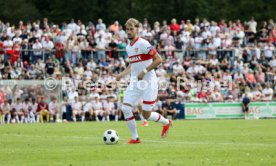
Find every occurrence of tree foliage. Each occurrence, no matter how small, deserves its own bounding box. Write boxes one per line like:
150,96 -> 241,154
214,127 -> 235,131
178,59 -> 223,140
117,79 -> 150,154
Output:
0,0 -> 275,25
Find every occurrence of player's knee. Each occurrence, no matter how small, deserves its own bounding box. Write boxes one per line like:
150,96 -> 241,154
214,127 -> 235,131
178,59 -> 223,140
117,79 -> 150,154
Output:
142,111 -> 151,119
121,104 -> 133,118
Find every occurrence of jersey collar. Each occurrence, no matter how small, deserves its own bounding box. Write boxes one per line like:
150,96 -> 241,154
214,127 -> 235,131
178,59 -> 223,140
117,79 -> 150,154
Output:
130,37 -> 139,46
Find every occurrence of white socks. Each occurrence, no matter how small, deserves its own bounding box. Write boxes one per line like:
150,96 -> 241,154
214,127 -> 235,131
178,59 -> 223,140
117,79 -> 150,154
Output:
147,112 -> 169,125
122,104 -> 139,140
140,114 -> 145,121
115,115 -> 118,121
1,115 -> 5,124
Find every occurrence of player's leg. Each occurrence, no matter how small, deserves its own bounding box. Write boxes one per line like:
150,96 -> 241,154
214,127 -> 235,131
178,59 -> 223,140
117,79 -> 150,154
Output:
105,111 -> 110,122
137,103 -> 148,127
0,111 -> 4,124
99,111 -> 105,122
6,111 -> 11,124
19,110 -> 24,123
115,110 -> 119,121
72,110 -> 78,122
49,111 -> 54,122
94,110 -> 100,122
122,86 -> 141,143
141,85 -> 172,138
81,111 -> 85,122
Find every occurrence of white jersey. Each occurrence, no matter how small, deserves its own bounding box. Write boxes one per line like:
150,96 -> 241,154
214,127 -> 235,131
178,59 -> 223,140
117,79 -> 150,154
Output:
103,102 -> 114,111
11,102 -> 23,111
49,102 -> 58,113
71,101 -> 82,110
30,103 -> 38,113
126,37 -> 157,81
22,102 -> 32,112
1,103 -> 11,111
83,102 -> 93,112
93,101 -> 103,111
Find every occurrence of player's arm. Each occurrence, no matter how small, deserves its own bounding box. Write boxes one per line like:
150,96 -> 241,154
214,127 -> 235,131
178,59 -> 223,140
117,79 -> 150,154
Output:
146,53 -> 163,72
116,65 -> 131,81
138,53 -> 162,80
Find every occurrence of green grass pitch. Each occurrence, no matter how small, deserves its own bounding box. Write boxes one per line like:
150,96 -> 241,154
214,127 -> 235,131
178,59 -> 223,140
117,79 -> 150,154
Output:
0,119 -> 276,166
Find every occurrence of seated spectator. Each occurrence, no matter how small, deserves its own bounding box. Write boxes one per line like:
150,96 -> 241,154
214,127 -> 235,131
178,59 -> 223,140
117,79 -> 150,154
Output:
262,83 -> 273,101
210,87 -> 224,102
245,70 -> 256,88
161,99 -> 177,120
37,97 -> 49,123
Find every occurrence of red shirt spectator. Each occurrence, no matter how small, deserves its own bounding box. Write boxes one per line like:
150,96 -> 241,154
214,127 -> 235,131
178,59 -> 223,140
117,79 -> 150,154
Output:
55,42 -> 65,59
169,18 -> 180,32
6,44 -> 20,65
0,41 -> 4,55
37,101 -> 49,112
0,91 -> 6,104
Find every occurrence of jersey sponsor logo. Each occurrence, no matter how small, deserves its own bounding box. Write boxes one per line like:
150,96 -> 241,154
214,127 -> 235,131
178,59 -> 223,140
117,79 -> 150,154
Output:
129,55 -> 142,62
134,48 -> 139,53
129,54 -> 153,63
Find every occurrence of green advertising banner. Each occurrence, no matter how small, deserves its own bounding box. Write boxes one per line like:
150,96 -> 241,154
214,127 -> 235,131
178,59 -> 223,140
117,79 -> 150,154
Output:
185,102 -> 276,119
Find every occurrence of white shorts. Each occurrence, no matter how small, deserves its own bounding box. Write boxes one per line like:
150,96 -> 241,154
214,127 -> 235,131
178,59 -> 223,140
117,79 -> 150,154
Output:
123,80 -> 158,111
94,110 -> 104,116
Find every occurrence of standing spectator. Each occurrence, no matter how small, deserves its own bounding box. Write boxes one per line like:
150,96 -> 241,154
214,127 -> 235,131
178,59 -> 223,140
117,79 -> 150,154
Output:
71,39 -> 80,66
42,37 -> 54,62
247,17 -> 257,34
242,93 -> 251,120
110,21 -> 119,33
32,39 -> 42,63
96,18 -> 106,31
45,57 -> 55,76
79,38 -> 90,62
55,41 -> 65,64
117,38 -> 127,59
96,35 -> 106,62
169,18 -> 180,33
21,39 -> 31,63
108,38 -> 118,59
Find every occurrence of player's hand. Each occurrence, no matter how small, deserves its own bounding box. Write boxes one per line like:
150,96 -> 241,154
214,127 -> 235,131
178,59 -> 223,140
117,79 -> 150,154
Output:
138,72 -> 145,81
116,74 -> 122,81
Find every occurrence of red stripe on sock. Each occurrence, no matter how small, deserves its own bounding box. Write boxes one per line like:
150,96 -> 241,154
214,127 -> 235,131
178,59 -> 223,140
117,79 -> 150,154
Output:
125,116 -> 135,121
155,114 -> 161,122
143,100 -> 156,105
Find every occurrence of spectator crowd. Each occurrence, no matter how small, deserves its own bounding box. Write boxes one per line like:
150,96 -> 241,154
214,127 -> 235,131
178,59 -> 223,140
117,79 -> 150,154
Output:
0,17 -> 275,123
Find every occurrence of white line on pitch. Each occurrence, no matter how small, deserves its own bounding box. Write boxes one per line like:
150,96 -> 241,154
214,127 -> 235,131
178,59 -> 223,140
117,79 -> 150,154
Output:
1,133 -> 276,147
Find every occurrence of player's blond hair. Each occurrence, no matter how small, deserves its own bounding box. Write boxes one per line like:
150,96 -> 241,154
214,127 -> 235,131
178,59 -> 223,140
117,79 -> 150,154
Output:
125,18 -> 139,28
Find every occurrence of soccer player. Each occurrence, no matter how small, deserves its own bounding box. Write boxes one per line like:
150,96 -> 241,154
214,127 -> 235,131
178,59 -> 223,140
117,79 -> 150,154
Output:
11,98 -> 24,123
103,97 -> 117,122
71,96 -> 83,122
92,96 -> 105,122
0,100 -> 11,124
48,97 -> 59,122
116,18 -> 172,144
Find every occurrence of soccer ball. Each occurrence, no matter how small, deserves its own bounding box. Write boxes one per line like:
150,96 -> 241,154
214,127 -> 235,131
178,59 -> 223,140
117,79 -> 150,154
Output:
103,129 -> 119,145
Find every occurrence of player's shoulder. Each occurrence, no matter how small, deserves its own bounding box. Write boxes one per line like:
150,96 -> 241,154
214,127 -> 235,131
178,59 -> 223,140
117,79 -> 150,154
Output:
137,37 -> 150,45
